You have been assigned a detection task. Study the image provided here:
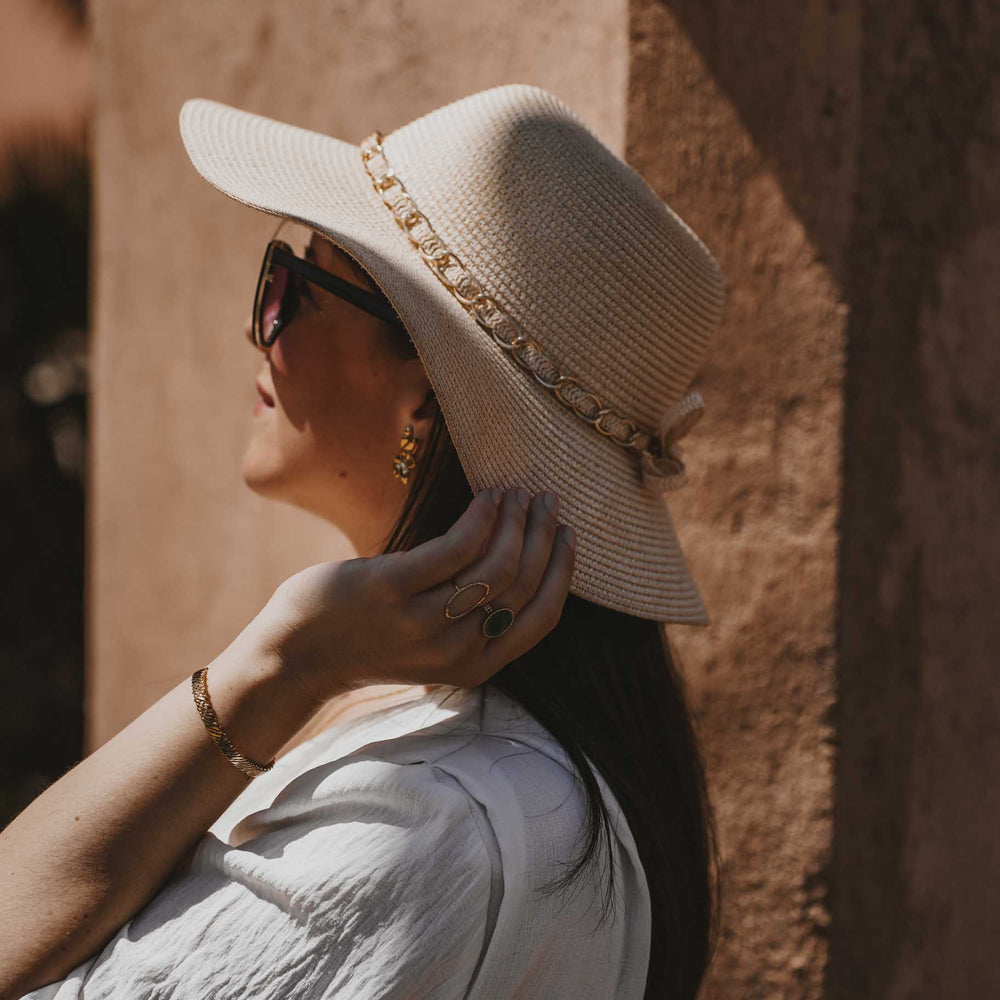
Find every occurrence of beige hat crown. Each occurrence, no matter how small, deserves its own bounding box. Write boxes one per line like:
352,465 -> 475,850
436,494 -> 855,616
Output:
180,83 -> 726,624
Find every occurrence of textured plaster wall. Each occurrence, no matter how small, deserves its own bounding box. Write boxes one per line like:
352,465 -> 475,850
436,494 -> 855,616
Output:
628,2 -> 849,996
831,3 -> 1000,997
87,0 -> 626,746
629,2 -> 1000,998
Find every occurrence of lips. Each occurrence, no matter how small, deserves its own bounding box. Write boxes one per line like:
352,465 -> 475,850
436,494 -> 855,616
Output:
255,379 -> 275,407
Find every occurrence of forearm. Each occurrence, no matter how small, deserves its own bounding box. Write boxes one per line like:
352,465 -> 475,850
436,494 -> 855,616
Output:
0,612 -> 338,999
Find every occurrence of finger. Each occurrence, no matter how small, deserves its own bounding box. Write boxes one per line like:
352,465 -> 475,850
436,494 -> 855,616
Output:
422,487 -> 558,631
492,490 -> 560,610
438,487 -> 531,614
387,488 -> 499,594
476,522 -> 577,677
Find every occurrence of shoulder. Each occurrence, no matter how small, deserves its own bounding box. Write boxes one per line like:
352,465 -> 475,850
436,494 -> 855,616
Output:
224,684 -> 595,909
225,754 -> 496,892
311,700 -> 595,886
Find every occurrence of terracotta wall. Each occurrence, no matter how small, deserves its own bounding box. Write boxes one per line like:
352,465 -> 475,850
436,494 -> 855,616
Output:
627,2 -> 847,995
830,3 -> 1000,996
626,1 -> 1000,997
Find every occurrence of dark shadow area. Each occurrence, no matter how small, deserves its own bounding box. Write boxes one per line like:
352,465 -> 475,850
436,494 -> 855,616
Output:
831,3 -> 998,996
638,0 -> 860,291
0,126 -> 90,827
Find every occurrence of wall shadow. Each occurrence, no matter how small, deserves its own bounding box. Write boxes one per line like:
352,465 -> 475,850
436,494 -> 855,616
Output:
633,0 -> 1000,995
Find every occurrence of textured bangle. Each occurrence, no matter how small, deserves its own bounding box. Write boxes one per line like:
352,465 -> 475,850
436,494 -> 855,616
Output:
190,667 -> 275,780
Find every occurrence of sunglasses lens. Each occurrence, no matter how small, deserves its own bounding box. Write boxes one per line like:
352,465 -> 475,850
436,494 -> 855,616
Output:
258,254 -> 297,347
252,219 -> 403,350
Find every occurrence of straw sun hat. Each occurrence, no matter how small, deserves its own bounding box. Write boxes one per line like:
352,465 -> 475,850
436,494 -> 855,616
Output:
178,83 -> 726,625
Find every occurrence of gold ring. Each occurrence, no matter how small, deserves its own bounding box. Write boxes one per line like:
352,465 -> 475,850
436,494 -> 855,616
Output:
444,577 -> 516,638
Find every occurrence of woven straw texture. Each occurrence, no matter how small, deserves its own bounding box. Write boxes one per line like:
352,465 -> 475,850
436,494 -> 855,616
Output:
179,83 -> 726,624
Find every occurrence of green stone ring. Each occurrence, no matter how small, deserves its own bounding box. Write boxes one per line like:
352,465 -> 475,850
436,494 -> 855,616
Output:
479,602 -> 516,638
445,576 -> 516,638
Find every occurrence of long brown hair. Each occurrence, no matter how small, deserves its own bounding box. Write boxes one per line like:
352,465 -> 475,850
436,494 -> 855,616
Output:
378,330 -> 721,998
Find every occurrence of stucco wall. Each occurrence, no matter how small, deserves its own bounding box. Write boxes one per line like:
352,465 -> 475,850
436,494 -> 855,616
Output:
627,2 -> 1000,997
87,0 -> 626,744
830,3 -> 1000,997
628,2 -> 849,996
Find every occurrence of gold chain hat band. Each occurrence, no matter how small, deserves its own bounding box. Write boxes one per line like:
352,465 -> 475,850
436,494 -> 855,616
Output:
358,131 -> 705,497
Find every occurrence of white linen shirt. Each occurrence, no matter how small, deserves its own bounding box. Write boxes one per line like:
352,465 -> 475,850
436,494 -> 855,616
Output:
21,683 -> 651,999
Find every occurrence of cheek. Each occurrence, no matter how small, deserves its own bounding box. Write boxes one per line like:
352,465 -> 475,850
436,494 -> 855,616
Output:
258,320 -> 398,474
267,334 -> 289,376
257,334 -> 348,458
269,319 -> 338,391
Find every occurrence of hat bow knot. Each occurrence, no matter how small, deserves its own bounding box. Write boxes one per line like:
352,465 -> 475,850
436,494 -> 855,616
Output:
639,390 -> 705,496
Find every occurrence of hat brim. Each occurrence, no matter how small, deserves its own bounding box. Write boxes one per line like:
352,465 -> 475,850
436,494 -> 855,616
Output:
179,97 -> 710,624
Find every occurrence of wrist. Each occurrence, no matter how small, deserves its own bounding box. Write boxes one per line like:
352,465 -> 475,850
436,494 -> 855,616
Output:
257,585 -> 357,706
198,614 -> 334,770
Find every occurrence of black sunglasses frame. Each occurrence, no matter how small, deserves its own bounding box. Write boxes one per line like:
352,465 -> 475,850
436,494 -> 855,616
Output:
251,238 -> 406,349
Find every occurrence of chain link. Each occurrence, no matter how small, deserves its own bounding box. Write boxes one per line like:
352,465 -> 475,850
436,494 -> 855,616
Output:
358,131 -> 664,463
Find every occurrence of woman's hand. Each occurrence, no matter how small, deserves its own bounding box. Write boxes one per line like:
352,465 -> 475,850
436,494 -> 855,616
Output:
263,487 -> 577,703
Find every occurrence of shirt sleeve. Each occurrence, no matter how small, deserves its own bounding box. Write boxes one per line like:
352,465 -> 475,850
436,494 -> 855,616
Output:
20,759 -> 495,1000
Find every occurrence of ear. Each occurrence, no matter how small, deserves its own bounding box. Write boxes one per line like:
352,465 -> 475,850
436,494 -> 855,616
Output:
412,386 -> 438,422
394,365 -> 434,415
394,364 -> 438,442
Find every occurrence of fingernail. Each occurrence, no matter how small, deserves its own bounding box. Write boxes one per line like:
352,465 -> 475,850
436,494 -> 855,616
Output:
516,487 -> 530,510
542,491 -> 558,515
562,525 -> 577,550
490,487 -> 502,504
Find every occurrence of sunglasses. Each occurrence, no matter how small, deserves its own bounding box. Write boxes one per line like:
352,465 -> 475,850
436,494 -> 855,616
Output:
250,220 -> 406,350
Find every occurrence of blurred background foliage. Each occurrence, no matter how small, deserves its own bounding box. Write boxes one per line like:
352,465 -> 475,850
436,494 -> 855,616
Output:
1,0 -> 90,826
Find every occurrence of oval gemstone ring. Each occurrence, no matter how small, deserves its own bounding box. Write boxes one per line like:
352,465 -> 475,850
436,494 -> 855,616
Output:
444,577 -> 516,638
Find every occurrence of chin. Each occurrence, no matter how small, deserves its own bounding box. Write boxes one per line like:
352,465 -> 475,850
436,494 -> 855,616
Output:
241,442 -> 291,500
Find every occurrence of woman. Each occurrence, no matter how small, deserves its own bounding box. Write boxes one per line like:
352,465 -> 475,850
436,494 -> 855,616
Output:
1,84 -> 724,999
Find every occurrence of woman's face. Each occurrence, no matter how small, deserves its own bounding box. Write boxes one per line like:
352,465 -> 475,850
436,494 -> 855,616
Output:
242,226 -> 438,556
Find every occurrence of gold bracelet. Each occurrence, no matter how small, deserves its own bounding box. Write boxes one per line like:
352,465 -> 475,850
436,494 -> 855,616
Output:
190,667 -> 275,780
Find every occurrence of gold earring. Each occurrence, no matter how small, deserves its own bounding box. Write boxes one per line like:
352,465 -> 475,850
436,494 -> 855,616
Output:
392,424 -> 421,485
